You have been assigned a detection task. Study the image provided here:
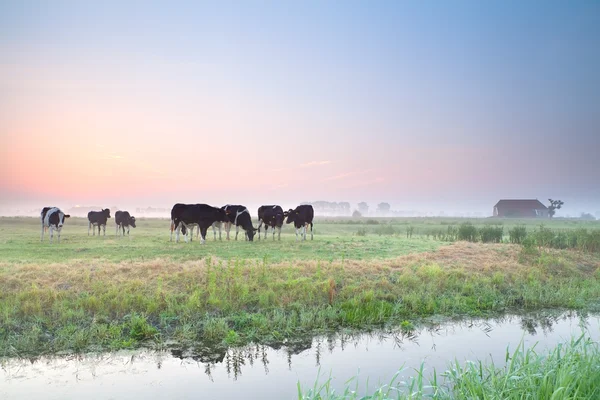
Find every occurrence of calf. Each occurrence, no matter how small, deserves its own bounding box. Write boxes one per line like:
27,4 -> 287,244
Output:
171,203 -> 226,244
115,210 -> 136,237
285,205 -> 314,241
40,207 -> 70,243
222,204 -> 257,241
257,205 -> 284,240
88,209 -> 111,236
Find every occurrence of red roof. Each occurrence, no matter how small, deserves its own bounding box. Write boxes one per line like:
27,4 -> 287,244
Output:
494,199 -> 548,210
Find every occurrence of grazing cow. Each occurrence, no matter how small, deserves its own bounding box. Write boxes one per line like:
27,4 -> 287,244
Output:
40,207 -> 70,243
285,205 -> 314,241
171,203 -> 226,244
170,203 -> 190,241
115,210 -> 136,237
88,209 -> 111,236
222,204 -> 257,241
257,205 -> 284,240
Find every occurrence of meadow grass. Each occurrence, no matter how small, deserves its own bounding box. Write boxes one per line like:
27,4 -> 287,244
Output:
298,334 -> 600,399
1,217 -> 599,356
0,217 -> 441,263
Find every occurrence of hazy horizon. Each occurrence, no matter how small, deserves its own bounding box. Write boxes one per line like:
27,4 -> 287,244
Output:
2,1 -> 599,217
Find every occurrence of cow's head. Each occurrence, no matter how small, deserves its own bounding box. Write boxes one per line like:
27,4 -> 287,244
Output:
221,205 -> 232,222
247,227 -> 258,241
59,213 -> 70,228
285,209 -> 296,224
103,208 -> 111,218
129,216 -> 137,228
217,207 -> 227,222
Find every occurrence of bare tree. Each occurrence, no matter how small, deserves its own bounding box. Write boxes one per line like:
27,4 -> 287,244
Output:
548,199 -> 564,218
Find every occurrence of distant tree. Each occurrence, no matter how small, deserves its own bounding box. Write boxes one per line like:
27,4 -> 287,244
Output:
580,212 -> 596,221
548,199 -> 564,218
352,210 -> 362,218
376,202 -> 391,215
339,202 -> 351,215
358,202 -> 369,215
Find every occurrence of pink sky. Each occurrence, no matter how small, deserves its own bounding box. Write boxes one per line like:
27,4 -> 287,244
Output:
1,2 -> 599,215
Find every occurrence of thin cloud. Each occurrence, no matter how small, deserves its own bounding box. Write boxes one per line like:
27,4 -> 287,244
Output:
321,168 -> 376,182
300,160 -> 332,168
339,177 -> 385,189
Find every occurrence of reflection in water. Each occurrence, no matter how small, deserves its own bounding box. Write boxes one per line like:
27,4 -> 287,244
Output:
1,311 -> 597,400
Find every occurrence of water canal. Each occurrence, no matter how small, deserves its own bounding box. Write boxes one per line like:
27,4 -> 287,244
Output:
2,311 -> 598,399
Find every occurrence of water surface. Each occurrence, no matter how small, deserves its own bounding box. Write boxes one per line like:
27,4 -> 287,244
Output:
1,311 -> 597,399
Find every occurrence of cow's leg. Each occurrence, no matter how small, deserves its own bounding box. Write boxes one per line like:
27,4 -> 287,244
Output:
175,223 -> 181,243
310,222 -> 314,240
49,226 -> 54,243
88,222 -> 91,236
295,227 -> 300,241
224,222 -> 230,240
257,220 -> 262,240
272,225 -> 275,240
235,225 -> 239,240
116,224 -> 119,237
57,227 -> 61,243
304,223 -> 308,241
189,226 -> 193,242
184,223 -> 190,243
170,220 -> 174,242
126,226 -> 130,236
200,227 -> 208,244
277,226 -> 282,241
103,224 -> 106,236
41,223 -> 45,242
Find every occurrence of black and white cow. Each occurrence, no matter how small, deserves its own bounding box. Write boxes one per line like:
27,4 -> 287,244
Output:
115,210 -> 136,237
257,205 -> 284,240
171,203 -> 226,244
40,207 -> 70,243
170,203 -> 189,241
285,205 -> 314,241
88,209 -> 111,236
221,204 -> 257,241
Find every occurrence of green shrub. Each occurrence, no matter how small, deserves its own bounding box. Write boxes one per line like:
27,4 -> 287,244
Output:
509,225 -> 527,244
374,224 -> 396,236
479,225 -> 503,243
457,223 -> 478,242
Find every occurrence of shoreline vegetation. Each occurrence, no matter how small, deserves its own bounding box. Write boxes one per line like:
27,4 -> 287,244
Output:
2,238 -> 599,356
298,334 -> 600,399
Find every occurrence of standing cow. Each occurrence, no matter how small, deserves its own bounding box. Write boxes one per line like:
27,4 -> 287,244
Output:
88,209 -> 111,236
170,203 -> 227,244
222,204 -> 257,241
115,210 -> 136,237
257,205 -> 284,240
40,207 -> 70,243
285,205 -> 314,241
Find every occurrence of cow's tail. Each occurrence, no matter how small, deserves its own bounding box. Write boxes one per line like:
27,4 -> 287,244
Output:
170,220 -> 175,233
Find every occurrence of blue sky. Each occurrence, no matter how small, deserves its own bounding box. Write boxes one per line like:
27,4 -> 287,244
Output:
1,1 -> 599,214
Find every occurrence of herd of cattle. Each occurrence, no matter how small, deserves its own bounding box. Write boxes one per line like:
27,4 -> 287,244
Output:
39,204 -> 314,244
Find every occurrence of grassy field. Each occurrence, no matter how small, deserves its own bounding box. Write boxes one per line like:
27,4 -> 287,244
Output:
1,216 -> 599,356
0,217 -> 443,263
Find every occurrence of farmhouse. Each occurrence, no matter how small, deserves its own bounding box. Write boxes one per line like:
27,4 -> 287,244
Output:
493,199 -> 548,218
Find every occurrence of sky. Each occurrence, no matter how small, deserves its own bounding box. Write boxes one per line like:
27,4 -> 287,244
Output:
1,1 -> 599,215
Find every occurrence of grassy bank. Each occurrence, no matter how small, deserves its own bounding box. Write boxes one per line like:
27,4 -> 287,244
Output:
299,335 -> 600,399
2,240 -> 600,356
